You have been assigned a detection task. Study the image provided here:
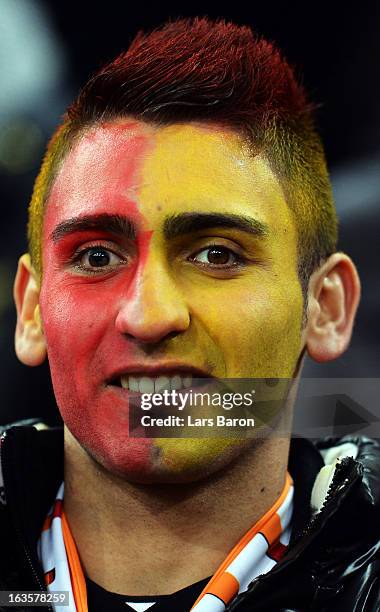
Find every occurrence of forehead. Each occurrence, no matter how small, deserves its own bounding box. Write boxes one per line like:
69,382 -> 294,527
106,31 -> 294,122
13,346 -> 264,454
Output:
45,119 -> 294,234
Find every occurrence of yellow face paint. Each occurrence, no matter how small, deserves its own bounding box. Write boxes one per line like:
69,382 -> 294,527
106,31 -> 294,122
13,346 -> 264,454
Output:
41,118 -> 304,483
134,122 -> 304,478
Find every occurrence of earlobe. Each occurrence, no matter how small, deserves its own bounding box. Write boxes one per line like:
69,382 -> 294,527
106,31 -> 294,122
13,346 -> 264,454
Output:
305,253 -> 361,363
14,253 -> 47,366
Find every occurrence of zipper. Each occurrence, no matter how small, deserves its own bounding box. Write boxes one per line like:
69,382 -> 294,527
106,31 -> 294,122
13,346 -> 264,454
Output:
296,455 -> 359,543
0,431 -> 54,612
225,456 -> 360,610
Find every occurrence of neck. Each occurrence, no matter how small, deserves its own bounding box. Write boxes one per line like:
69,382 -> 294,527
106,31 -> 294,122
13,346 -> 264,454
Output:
63,430 -> 290,596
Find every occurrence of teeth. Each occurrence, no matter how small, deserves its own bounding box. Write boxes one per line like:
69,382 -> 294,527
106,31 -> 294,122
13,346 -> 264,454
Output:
155,376 -> 171,392
183,376 -> 192,388
129,376 -> 139,392
139,377 -> 155,393
119,374 -> 193,392
171,375 -> 182,390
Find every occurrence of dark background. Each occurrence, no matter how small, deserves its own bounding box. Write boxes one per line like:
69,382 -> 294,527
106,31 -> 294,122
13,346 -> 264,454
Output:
0,1 -> 379,426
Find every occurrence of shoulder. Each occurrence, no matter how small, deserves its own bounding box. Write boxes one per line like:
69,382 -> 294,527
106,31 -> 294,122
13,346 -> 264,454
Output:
0,419 -> 48,507
0,419 -> 62,508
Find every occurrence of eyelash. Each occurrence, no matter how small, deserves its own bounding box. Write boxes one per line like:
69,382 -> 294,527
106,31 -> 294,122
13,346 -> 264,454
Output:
189,243 -> 246,269
69,242 -> 247,275
70,244 -> 127,274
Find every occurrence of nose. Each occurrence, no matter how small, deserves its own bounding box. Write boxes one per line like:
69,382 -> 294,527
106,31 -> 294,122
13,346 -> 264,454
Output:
115,259 -> 190,344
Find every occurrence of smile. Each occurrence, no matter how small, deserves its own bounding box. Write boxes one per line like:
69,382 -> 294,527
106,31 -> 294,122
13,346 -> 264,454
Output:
119,374 -> 193,393
106,363 -> 215,394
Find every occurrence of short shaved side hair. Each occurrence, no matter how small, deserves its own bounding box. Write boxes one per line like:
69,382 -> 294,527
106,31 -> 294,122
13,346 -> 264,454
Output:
28,17 -> 337,295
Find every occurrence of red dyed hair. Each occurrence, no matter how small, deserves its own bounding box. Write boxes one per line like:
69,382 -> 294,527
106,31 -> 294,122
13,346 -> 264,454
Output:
28,17 -> 337,293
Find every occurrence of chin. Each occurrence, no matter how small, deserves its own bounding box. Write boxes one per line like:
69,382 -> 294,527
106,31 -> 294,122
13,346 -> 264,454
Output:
83,435 -> 252,485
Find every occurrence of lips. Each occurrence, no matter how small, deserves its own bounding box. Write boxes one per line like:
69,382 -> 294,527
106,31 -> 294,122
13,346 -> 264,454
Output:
106,364 -> 214,392
120,374 -> 193,392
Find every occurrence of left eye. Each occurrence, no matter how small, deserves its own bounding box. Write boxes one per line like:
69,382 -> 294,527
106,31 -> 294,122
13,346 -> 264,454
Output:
191,246 -> 239,266
79,247 -> 121,268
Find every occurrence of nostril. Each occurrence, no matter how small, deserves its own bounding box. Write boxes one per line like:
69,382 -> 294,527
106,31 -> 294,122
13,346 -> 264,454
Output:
121,329 -> 184,351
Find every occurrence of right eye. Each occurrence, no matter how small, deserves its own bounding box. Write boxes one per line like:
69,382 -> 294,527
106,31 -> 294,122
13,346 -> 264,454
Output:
74,246 -> 126,273
81,248 -> 116,267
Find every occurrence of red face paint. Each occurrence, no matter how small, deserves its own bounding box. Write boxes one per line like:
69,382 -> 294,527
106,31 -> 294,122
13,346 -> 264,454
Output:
37,120 -> 305,484
39,122 -> 158,479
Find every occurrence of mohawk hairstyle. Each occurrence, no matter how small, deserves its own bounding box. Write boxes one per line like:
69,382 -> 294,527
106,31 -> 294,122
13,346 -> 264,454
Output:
28,17 -> 337,294
69,18 -> 308,126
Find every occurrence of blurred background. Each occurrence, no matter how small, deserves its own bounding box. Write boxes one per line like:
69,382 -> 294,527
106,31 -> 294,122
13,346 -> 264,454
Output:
0,1 -> 379,426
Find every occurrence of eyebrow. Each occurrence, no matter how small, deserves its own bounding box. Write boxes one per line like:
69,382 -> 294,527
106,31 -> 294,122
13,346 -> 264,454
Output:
50,212 -> 269,243
51,214 -> 136,242
163,213 -> 269,240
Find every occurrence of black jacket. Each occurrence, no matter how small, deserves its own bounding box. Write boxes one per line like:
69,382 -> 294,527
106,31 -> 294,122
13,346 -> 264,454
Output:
0,423 -> 379,611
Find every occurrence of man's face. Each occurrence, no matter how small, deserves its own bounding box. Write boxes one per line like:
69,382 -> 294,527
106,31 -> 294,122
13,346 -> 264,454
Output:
38,120 -> 304,482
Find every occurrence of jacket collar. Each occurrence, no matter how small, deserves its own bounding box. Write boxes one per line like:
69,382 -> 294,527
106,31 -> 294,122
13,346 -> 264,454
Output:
1,426 -> 380,609
1,426 -> 325,548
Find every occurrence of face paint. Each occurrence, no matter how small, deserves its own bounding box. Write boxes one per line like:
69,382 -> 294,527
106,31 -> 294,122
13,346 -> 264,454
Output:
40,122 -> 157,477
39,120 -> 304,483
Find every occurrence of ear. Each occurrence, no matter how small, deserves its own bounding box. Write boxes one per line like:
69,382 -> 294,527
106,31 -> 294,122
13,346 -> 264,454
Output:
305,253 -> 361,362
14,253 -> 47,366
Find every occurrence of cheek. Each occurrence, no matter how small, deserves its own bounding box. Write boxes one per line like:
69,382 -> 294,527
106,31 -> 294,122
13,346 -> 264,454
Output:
190,280 -> 303,377
39,281 -> 109,362
38,224 -> 154,391
38,273 -> 126,416
233,287 -> 303,376
39,274 -> 155,475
